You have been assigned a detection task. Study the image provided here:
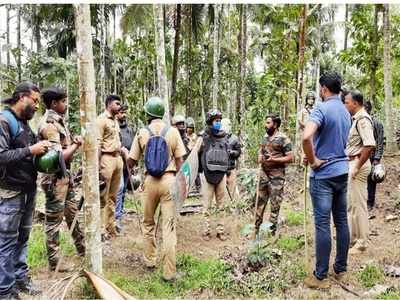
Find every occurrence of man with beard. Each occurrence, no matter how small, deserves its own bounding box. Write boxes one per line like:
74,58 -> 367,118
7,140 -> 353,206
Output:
96,95 -> 124,240
198,109 -> 230,241
115,105 -> 135,232
255,114 -> 293,237
37,87 -> 85,272
0,82 -> 50,298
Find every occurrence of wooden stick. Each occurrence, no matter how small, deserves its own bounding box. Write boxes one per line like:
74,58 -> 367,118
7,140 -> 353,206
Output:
303,165 -> 310,273
252,164 -> 262,240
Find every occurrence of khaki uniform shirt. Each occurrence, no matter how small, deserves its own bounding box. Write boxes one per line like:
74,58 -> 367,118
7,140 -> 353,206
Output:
187,132 -> 198,151
129,119 -> 186,173
346,108 -> 375,156
37,109 -> 73,185
96,110 -> 121,153
259,131 -> 292,177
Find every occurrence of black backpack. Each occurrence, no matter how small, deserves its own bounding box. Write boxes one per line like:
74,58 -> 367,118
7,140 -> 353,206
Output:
204,133 -> 229,172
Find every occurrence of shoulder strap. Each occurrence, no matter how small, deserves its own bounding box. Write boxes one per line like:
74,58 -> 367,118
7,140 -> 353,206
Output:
160,125 -> 170,138
354,116 -> 373,136
144,125 -> 155,137
0,110 -> 20,139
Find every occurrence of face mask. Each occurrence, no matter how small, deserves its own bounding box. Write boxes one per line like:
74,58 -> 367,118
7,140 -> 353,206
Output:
212,121 -> 221,131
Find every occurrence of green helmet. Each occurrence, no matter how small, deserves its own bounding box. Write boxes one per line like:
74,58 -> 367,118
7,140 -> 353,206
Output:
306,91 -> 316,100
34,149 -> 61,174
144,96 -> 165,118
185,117 -> 195,128
172,114 -> 185,125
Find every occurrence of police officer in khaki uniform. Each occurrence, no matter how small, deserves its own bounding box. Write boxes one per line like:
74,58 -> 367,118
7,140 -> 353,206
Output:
38,87 -> 85,272
185,117 -> 197,151
256,114 -> 293,237
128,97 -> 186,282
344,90 -> 375,255
96,95 -> 125,239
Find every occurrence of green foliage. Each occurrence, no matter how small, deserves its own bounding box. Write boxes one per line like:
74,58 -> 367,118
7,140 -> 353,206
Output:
286,210 -> 303,226
27,225 -> 47,269
277,236 -> 304,252
27,224 -> 77,270
357,264 -> 384,288
105,254 -> 231,298
376,288 -> 400,300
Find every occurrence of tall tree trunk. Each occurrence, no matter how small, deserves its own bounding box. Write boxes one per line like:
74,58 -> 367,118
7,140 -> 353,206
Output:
99,4 -> 106,109
344,4 -> 349,51
33,5 -> 41,52
315,5 -> 321,97
226,4 -> 232,120
153,4 -> 170,122
171,4 -> 181,116
186,5 -> 193,116
239,4 -> 247,139
383,5 -> 397,153
211,4 -> 220,109
6,5 -> 10,67
370,4 -> 379,106
17,6 -> 21,82
74,3 -> 102,274
113,7 -> 117,94
295,4 -> 307,163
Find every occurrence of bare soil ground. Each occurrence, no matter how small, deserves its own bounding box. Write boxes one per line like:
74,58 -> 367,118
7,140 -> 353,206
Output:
27,156 -> 400,299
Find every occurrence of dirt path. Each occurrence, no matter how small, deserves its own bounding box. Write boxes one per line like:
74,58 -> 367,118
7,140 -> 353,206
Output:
28,156 -> 400,299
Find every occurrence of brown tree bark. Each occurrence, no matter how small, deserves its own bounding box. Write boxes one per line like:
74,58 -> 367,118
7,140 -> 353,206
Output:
170,4 -> 181,116
74,3 -> 102,274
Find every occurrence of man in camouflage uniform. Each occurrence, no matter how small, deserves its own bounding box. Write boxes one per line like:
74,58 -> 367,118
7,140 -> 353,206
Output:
255,114 -> 293,236
38,87 -> 85,271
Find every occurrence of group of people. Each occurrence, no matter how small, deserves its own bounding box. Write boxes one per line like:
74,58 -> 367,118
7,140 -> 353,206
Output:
302,71 -> 385,289
0,69 -> 386,298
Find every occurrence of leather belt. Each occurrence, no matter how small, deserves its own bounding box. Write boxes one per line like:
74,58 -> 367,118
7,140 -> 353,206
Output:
348,154 -> 361,161
102,151 -> 120,157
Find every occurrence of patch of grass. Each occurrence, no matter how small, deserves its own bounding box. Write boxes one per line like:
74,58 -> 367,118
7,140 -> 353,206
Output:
105,254 -> 231,298
124,194 -> 143,213
357,264 -> 384,288
27,225 -> 47,269
28,224 -> 77,271
286,211 -> 303,226
376,288 -> 400,300
277,236 -> 304,252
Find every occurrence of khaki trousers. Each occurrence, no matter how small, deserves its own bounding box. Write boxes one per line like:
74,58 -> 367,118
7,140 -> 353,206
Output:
348,159 -> 371,249
142,173 -> 177,281
202,176 -> 226,235
226,169 -> 238,202
100,154 -> 123,236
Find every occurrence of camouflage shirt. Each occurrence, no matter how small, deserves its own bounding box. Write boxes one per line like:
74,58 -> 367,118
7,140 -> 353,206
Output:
259,131 -> 292,177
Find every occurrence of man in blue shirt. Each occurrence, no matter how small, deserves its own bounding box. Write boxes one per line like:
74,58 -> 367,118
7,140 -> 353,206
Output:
302,72 -> 351,289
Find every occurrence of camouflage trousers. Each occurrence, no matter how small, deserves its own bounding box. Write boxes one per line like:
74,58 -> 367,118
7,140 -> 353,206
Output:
42,177 -> 85,268
255,172 -> 285,235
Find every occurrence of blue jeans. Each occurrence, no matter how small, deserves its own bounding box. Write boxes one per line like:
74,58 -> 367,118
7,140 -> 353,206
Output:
309,174 -> 349,280
0,191 -> 36,296
115,171 -> 128,221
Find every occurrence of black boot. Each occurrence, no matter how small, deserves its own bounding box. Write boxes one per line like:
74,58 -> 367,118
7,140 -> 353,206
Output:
14,277 -> 42,296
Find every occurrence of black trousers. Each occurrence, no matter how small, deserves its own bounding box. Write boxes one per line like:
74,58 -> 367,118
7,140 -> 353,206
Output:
367,173 -> 377,209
